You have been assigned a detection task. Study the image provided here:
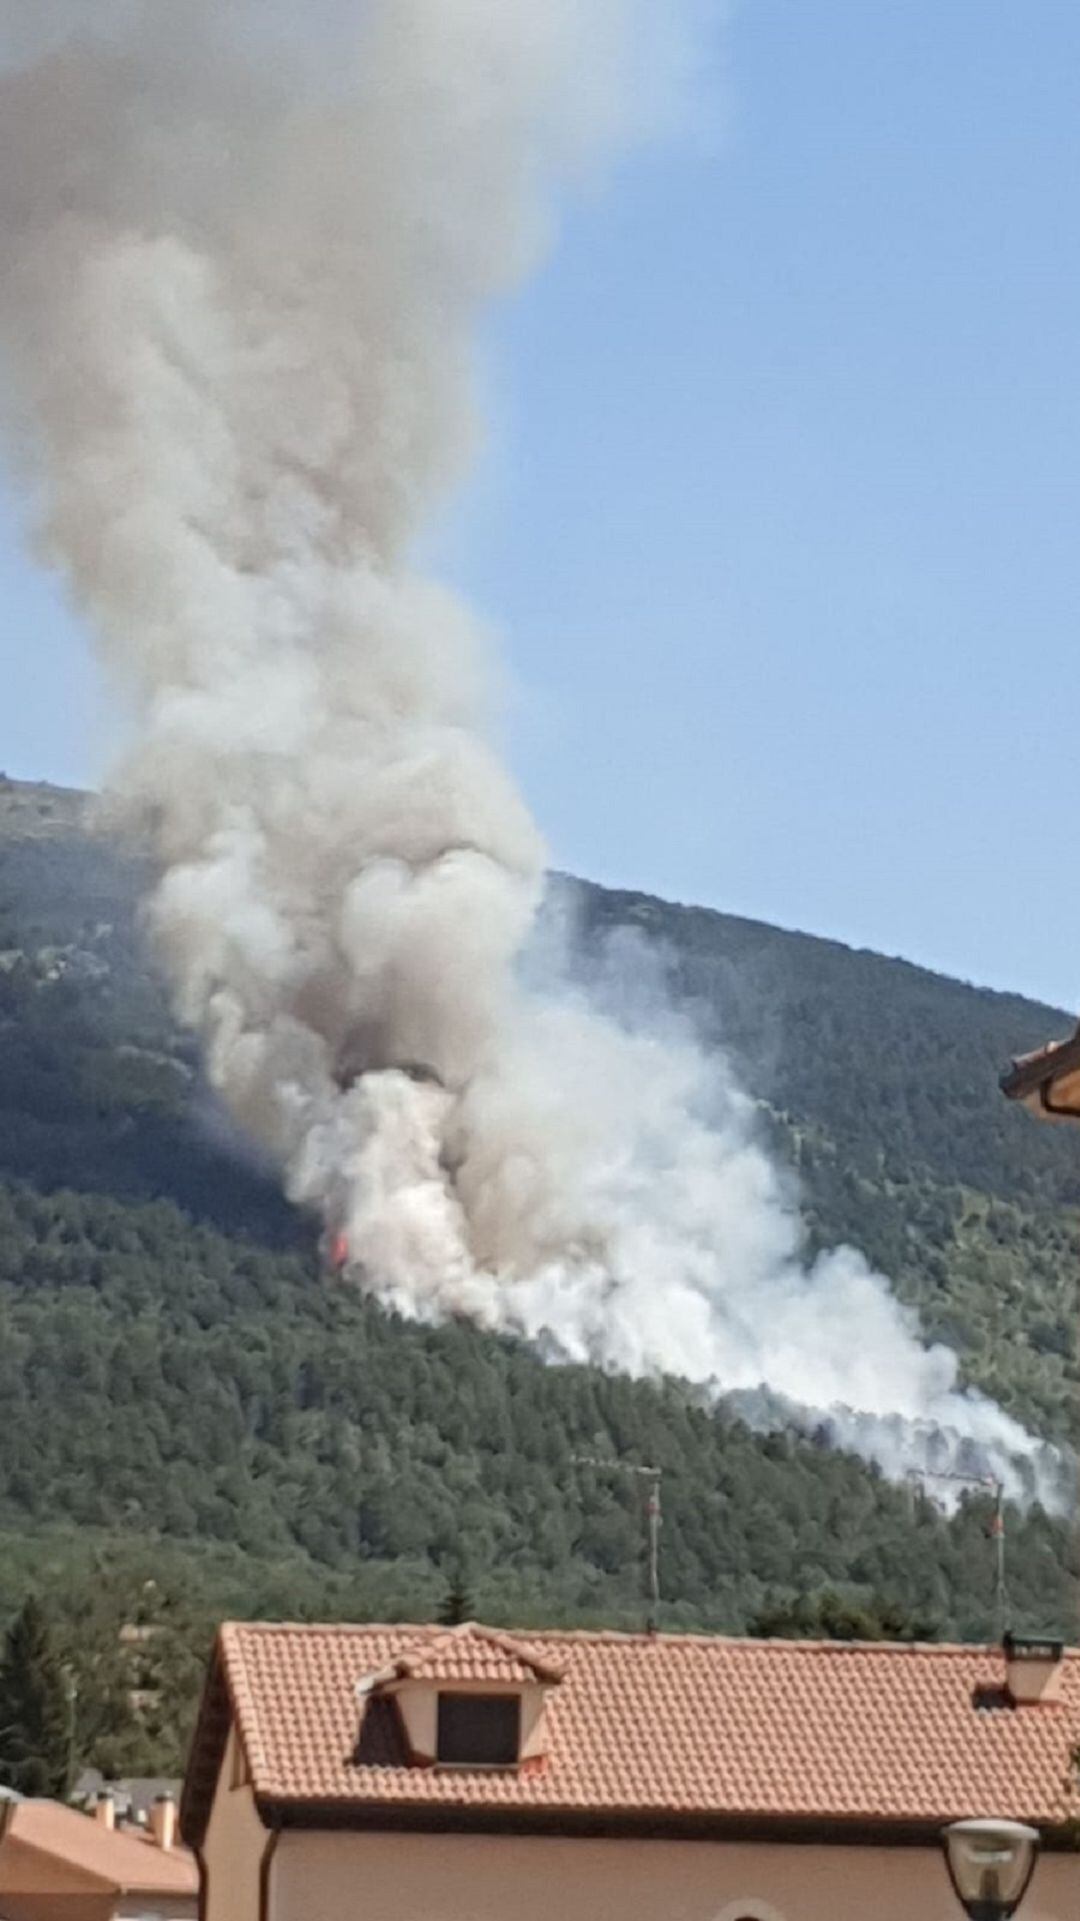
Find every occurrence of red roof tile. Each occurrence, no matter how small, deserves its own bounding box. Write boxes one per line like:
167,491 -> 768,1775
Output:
182,1622 -> 1080,1846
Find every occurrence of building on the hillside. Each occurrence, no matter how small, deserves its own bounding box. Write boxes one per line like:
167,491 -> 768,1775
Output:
73,1771 -> 184,1831
0,1790 -> 197,1920
1001,1024 -> 1080,1121
180,1619 -> 1080,1921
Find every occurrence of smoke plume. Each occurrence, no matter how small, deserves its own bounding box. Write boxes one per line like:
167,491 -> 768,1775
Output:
0,1 -> 1059,1502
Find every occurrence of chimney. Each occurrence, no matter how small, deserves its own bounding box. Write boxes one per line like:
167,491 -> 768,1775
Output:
93,1793 -> 115,1830
1004,1633 -> 1064,1706
149,1794 -> 176,1852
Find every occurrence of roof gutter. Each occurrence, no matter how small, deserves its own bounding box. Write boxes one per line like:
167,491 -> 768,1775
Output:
259,1818 -> 282,1921
254,1799 -> 1077,1853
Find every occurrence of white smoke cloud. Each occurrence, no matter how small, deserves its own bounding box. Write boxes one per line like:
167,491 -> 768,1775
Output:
0,0 -> 1059,1505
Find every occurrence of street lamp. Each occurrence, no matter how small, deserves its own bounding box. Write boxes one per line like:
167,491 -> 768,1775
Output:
942,1819 -> 1040,1921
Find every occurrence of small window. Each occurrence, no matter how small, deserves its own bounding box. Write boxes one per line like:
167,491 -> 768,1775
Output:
436,1692 -> 520,1765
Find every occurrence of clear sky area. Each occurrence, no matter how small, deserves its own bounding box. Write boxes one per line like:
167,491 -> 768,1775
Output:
2,1 -> 1079,1010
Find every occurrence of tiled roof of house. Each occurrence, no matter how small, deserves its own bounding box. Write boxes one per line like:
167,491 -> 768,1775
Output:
181,1622 -> 1080,1847
0,1798 -> 197,1897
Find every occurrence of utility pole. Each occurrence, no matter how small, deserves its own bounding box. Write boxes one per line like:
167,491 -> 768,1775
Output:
64,1672 -> 78,1800
907,1469 -> 1008,1640
572,1456 -> 663,1633
989,1479 -> 1007,1645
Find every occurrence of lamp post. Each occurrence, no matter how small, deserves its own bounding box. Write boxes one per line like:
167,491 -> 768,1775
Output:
942,1819 -> 1040,1921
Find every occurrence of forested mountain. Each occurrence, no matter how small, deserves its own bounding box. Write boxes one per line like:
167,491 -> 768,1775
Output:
0,774 -> 1077,1773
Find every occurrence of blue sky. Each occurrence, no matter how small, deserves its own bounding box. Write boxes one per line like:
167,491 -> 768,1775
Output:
3,1 -> 1080,1010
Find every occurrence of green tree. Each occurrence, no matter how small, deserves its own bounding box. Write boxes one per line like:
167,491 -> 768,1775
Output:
748,1587 -> 939,1643
437,1565 -> 475,1627
0,1596 -> 74,1797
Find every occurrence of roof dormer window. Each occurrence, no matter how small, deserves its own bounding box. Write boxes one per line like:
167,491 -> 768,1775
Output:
356,1624 -> 564,1776
436,1691 -> 521,1767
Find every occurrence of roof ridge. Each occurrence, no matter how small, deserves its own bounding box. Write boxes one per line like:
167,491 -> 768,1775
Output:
223,1622 -> 1051,1658
731,1638 -> 1006,1656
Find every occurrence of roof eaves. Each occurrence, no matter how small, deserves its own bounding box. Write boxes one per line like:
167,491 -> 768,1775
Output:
1001,1028 -> 1080,1104
255,1798 -> 1077,1850
113,1859 -> 198,1897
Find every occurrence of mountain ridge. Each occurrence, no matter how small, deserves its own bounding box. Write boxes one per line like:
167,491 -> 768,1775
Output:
3,771 -> 1066,1017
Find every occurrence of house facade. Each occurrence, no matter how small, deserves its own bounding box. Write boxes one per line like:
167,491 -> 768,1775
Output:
181,1621 -> 1080,1921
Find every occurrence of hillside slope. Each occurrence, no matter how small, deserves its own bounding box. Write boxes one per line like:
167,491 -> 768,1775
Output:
0,774 -> 1076,1712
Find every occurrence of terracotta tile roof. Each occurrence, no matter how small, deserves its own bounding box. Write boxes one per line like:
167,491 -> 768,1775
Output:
0,1798 -> 197,1897
181,1623 -> 1080,1846
369,1625 -> 564,1690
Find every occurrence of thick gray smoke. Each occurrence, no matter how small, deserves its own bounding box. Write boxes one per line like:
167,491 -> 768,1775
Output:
0,1 -> 1059,1504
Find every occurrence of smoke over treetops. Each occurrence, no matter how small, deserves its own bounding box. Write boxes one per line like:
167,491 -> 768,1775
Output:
0,1 -> 1060,1503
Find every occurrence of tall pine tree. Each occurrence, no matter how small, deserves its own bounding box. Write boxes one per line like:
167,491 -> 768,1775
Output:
0,1597 -> 73,1798
436,1563 -> 475,1628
